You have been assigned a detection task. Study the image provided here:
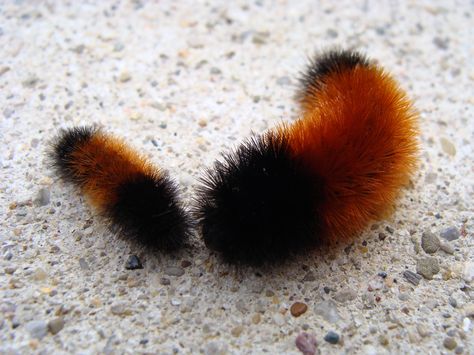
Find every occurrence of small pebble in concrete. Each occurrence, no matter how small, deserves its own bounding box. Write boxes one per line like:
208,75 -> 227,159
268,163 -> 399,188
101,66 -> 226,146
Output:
181,260 -> 192,268
440,227 -> 460,241
276,76 -> 291,85
164,266 -> 184,277
26,320 -> 48,339
333,288 -> 357,302
324,331 -> 340,344
79,258 -> 90,271
440,242 -> 455,254
160,277 -> 170,285
110,303 -> 131,316
295,332 -> 317,355
416,257 -> 440,280
231,325 -> 244,337
421,231 -> 440,254
125,255 -> 143,270
48,317 -> 64,335
314,300 -> 340,323
403,270 -> 422,286
443,337 -> 457,350
290,302 -> 308,317
34,188 -> 50,206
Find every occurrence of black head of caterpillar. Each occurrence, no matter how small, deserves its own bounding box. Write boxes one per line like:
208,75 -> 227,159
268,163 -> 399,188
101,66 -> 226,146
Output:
296,48 -> 370,104
194,133 -> 324,265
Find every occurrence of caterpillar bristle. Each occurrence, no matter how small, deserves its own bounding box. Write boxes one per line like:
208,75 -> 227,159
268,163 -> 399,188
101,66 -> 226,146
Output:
196,49 -> 419,265
296,49 -> 370,112
194,133 -> 322,265
50,126 -> 190,251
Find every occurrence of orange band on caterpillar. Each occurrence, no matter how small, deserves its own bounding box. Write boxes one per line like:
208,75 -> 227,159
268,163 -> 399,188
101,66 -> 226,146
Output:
51,126 -> 190,250
195,49 -> 419,265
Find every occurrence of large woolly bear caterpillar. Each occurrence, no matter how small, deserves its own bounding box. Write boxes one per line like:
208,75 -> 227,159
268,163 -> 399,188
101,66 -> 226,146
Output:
50,126 -> 190,250
195,49 -> 419,265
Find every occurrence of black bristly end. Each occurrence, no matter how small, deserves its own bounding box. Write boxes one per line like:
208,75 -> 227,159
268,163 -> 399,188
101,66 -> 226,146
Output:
49,125 -> 98,183
296,49 -> 370,104
111,173 -> 191,251
194,134 -> 323,266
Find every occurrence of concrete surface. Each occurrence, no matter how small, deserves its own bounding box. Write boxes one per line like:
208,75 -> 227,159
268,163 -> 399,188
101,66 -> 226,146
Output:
1,0 -> 473,354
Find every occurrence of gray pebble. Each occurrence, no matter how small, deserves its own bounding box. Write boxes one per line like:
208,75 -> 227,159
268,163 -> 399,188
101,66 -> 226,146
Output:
440,227 -> 460,241
326,29 -> 338,38
160,277 -> 170,285
34,188 -> 50,207
12,317 -> 20,328
110,303 -> 130,316
313,300 -> 340,323
164,266 -> 184,277
3,108 -> 14,118
447,329 -> 457,337
276,76 -> 291,86
30,138 -> 39,148
440,242 -> 455,254
448,297 -> 458,308
443,337 -> 457,350
433,37 -> 449,50
72,44 -> 85,54
302,271 -> 316,282
416,257 -> 440,280
79,258 -> 90,271
26,320 -> 48,339
48,317 -> 64,335
22,75 -> 39,88
421,231 -> 440,254
4,251 -> 13,261
333,288 -> 357,302
235,299 -> 248,313
210,67 -> 222,75
417,324 -> 430,338
324,330 -> 340,344
204,341 -> 227,355
455,346 -> 464,354
398,292 -> 409,301
403,270 -> 422,286
113,42 -> 124,52
125,255 -> 143,270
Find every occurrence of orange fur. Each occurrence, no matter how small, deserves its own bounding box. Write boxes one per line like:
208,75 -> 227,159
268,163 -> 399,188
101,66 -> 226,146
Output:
70,132 -> 159,211
281,64 -> 418,241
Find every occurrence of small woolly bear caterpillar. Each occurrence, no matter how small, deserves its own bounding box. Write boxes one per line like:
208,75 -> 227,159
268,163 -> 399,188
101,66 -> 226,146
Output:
195,49 -> 419,265
50,126 -> 191,250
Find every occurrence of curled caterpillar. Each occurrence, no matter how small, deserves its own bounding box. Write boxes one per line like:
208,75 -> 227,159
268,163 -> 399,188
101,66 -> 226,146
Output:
51,126 -> 190,250
195,49 -> 419,265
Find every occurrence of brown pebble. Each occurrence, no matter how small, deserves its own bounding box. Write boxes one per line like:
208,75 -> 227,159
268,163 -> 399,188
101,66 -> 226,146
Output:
290,302 -> 308,317
231,325 -> 244,337
198,118 -> 208,127
181,260 -> 192,268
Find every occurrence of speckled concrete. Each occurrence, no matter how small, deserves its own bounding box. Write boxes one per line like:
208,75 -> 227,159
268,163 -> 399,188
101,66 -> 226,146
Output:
1,1 -> 473,354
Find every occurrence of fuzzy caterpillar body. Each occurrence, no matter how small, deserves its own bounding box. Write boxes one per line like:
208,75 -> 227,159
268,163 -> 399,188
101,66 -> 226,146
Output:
196,49 -> 419,265
51,126 -> 190,250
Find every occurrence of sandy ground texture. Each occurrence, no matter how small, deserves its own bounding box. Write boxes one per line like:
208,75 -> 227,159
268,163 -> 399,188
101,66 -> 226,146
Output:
1,1 -> 473,354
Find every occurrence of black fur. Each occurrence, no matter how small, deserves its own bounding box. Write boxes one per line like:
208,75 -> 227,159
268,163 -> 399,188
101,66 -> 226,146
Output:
50,125 -> 97,184
195,134 -> 324,265
111,173 -> 191,251
296,49 -> 370,102
50,126 -> 190,251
